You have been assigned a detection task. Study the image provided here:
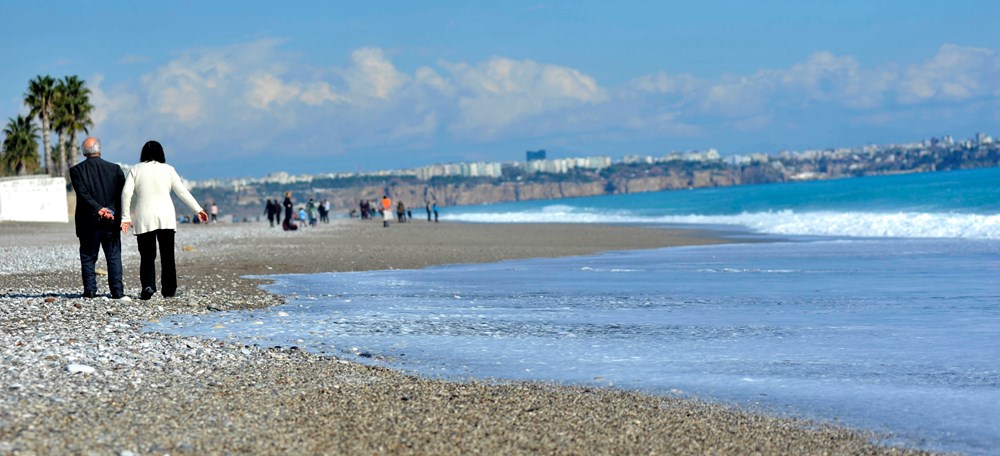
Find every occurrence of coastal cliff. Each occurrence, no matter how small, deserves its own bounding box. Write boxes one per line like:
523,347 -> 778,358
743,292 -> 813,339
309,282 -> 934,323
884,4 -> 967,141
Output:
200,165 -> 787,218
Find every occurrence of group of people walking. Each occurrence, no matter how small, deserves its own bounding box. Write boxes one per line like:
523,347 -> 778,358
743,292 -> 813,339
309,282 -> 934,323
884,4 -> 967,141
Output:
264,195 -> 331,230
71,137 -> 206,301
356,197 -> 439,227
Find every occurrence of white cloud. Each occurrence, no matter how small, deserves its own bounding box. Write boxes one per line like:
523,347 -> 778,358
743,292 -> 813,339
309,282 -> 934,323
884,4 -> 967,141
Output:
415,66 -> 453,94
139,46 -> 239,122
89,74 -> 133,130
441,57 -> 607,135
898,44 -> 1000,103
629,44 -> 1000,120
341,47 -> 408,101
247,73 -> 300,108
700,73 -> 778,117
87,39 -> 1000,174
780,51 -> 890,108
630,72 -> 704,98
299,82 -> 344,106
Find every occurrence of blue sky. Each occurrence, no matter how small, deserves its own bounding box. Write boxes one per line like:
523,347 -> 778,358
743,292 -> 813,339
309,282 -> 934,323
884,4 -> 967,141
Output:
3,1 -> 999,179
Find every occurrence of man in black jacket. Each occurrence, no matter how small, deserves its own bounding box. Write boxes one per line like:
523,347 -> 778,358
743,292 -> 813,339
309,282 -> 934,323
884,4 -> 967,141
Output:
69,137 -> 126,299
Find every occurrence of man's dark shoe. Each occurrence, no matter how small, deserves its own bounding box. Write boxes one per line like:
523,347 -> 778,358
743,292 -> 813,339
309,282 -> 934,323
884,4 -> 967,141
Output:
162,291 -> 180,298
110,292 -> 125,299
81,291 -> 97,299
140,287 -> 155,301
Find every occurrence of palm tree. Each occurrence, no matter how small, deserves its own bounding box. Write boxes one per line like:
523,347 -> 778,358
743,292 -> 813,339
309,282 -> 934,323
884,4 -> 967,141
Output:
24,75 -> 56,175
55,75 -> 93,177
2,115 -> 41,176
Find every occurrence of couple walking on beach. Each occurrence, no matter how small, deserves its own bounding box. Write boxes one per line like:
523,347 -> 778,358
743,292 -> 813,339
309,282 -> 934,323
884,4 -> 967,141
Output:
71,137 -> 207,301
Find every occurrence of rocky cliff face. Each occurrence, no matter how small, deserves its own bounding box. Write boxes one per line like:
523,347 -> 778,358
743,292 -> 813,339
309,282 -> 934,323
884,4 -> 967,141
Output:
203,167 -> 763,219
377,171 -> 740,209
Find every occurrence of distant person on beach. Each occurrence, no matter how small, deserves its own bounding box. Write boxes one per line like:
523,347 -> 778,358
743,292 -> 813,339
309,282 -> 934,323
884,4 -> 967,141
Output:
264,199 -> 277,227
306,199 -> 317,226
381,195 -> 392,228
209,202 -> 218,223
433,201 -> 439,223
318,199 -> 329,223
396,200 -> 406,223
282,192 -> 295,230
120,140 -> 208,300
69,136 -> 126,299
426,201 -> 432,222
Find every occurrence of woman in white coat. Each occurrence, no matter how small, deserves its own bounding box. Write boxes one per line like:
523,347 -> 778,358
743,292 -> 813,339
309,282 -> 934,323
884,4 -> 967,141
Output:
121,140 -> 208,300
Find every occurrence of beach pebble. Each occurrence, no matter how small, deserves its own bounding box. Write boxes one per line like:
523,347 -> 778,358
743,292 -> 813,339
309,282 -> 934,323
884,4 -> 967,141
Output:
66,364 -> 96,375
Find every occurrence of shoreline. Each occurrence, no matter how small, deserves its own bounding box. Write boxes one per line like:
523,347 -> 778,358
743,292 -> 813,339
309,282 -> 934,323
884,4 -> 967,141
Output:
0,220 -> 933,454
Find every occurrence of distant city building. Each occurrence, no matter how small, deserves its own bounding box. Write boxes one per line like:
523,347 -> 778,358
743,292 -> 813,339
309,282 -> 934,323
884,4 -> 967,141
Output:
178,132 -> 995,190
413,161 -> 503,180
661,149 -> 721,163
725,153 -> 769,165
623,154 -> 655,164
522,156 -> 611,174
526,150 -> 546,162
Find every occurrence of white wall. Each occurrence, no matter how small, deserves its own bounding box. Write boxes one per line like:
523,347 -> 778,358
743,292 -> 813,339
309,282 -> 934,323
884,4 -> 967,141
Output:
0,176 -> 69,223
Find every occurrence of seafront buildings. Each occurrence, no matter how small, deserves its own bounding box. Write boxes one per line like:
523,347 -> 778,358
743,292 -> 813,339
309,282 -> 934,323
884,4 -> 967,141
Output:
186,133 -> 998,191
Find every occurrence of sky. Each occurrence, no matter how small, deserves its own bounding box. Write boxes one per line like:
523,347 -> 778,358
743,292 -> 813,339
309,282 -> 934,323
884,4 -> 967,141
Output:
3,1 -> 1000,180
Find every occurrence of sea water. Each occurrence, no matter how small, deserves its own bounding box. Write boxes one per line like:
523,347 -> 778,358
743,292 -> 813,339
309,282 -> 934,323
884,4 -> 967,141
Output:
148,168 -> 1000,454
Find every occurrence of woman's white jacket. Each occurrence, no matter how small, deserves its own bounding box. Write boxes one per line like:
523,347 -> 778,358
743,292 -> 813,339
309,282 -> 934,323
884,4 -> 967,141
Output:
121,161 -> 203,235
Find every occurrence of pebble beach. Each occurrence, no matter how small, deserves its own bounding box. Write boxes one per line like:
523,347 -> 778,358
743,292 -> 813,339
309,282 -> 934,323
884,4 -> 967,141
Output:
0,220 -> 933,455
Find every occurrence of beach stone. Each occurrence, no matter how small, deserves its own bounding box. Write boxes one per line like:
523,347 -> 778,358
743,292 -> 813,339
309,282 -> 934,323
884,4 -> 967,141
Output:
66,364 -> 96,375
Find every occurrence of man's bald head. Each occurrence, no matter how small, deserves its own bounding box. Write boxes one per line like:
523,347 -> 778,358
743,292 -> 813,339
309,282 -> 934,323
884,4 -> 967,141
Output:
82,137 -> 101,157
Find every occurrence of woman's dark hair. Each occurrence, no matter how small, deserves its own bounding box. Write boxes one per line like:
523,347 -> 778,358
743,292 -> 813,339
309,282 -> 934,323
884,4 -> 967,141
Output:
140,140 -> 166,163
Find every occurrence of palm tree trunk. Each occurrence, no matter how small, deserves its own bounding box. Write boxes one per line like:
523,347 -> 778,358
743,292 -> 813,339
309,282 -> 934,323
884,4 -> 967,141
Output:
66,131 -> 78,177
40,114 -> 51,176
57,131 -> 67,177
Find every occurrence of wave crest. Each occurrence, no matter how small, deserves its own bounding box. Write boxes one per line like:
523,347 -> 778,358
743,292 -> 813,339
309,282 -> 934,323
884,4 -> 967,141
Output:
447,209 -> 1000,239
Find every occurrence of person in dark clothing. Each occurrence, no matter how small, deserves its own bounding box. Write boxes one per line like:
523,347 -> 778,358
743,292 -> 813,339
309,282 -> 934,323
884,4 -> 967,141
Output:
318,199 -> 329,223
264,199 -> 276,227
282,192 -> 296,230
70,137 -> 126,299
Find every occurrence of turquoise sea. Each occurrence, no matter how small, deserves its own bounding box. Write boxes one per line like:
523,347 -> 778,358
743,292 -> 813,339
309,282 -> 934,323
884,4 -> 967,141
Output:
151,167 -> 1000,455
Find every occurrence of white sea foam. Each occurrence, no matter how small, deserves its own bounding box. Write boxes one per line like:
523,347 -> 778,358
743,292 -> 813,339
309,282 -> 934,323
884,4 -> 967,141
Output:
447,207 -> 1000,239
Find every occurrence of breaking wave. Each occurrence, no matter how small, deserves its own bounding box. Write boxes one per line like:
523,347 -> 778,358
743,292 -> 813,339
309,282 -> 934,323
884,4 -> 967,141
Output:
446,207 -> 1000,240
